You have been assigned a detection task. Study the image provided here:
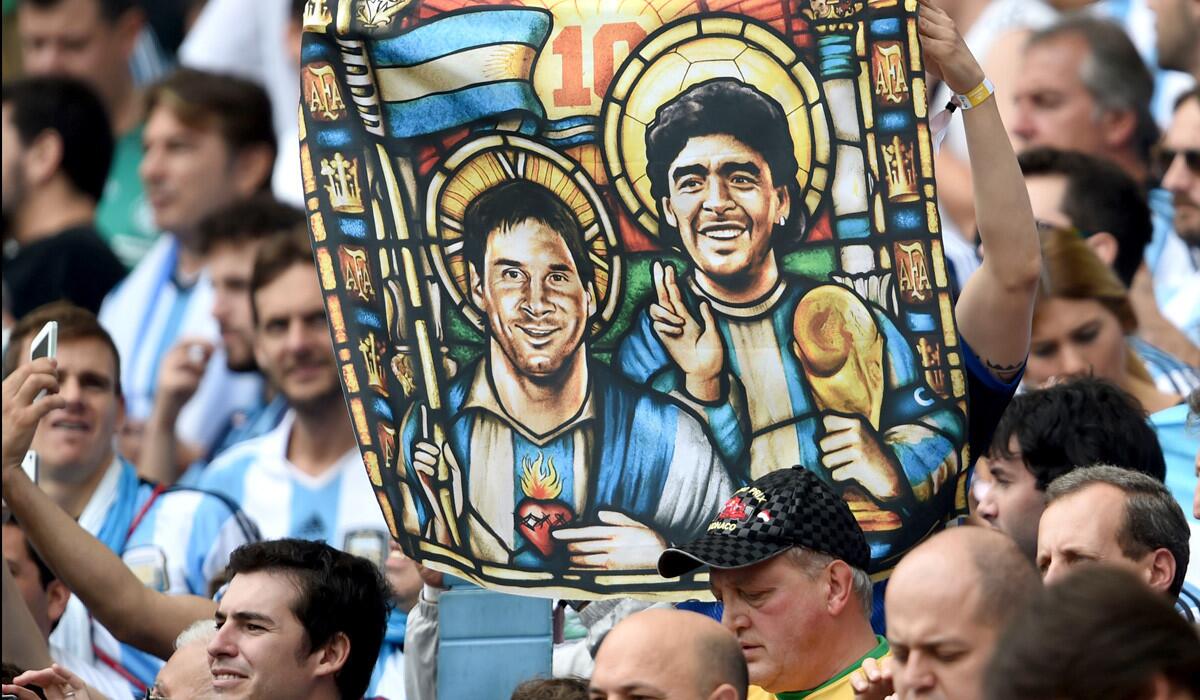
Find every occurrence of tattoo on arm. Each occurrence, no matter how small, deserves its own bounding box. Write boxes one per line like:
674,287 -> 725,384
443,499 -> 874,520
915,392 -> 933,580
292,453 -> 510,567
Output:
983,358 -> 1025,382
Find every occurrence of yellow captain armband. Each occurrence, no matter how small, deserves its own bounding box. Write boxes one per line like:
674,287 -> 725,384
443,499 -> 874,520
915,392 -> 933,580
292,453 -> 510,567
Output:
953,77 -> 995,110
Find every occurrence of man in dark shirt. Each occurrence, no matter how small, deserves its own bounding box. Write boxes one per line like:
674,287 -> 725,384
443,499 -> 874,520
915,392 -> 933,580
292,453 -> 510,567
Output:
2,76 -> 125,318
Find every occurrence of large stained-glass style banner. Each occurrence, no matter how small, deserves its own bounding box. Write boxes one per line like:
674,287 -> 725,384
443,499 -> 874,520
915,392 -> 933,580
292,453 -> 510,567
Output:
301,0 -> 967,599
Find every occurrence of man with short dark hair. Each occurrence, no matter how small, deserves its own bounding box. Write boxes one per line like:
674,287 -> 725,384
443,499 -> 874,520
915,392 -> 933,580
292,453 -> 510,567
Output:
1017,146 -> 1200,391
1,77 -> 126,318
976,377 -> 1167,561
208,538 -> 392,700
137,196 -> 303,484
16,0 -> 156,267
98,67 -> 274,464
198,229 -> 413,696
590,608 -> 747,700
984,565 -> 1200,699
1039,465 -> 1191,600
659,467 -> 884,698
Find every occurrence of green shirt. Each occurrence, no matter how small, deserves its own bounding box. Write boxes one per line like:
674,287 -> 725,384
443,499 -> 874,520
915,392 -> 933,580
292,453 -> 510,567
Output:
774,636 -> 891,700
96,123 -> 159,269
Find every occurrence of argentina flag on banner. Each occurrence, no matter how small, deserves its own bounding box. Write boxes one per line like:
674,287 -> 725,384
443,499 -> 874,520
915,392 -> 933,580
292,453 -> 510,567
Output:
369,8 -> 551,138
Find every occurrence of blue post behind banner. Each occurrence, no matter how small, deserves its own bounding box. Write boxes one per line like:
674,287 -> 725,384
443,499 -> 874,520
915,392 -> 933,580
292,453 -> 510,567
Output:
438,579 -> 554,698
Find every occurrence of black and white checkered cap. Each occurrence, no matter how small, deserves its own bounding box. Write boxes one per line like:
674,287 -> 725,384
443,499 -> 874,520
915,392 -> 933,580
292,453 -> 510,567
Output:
658,466 -> 870,577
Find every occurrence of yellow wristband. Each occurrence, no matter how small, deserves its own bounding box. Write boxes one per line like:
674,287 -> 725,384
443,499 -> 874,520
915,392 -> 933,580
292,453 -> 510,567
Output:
954,78 -> 995,110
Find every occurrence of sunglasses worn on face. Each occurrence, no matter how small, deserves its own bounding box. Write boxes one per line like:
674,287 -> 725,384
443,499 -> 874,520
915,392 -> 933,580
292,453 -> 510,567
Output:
1151,145 -> 1200,180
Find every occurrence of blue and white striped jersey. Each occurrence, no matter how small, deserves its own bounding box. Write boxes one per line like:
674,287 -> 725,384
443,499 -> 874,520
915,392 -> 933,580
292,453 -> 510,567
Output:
198,411 -> 406,697
98,236 -> 263,453
1129,337 -> 1200,396
48,458 -> 257,696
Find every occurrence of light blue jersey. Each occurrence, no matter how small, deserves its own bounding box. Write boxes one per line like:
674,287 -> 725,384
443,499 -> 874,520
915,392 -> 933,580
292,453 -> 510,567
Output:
198,412 -> 406,695
48,459 -> 257,696
98,236 -> 263,453
1149,403 -> 1200,593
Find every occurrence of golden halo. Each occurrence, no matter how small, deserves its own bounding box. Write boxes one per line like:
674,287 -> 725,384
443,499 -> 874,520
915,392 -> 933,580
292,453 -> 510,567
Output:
425,134 -> 622,335
601,15 -> 831,239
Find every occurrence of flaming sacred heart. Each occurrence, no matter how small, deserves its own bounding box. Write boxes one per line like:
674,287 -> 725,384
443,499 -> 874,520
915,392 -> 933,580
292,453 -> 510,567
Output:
517,499 -> 575,557
516,453 -> 575,557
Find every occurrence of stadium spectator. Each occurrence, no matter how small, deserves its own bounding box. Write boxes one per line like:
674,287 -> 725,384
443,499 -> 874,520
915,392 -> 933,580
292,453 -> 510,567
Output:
589,609 -> 747,700
659,467 -> 884,698
2,517 -> 132,698
98,67 -> 272,465
1039,466 -> 1192,604
1148,0 -> 1200,78
197,229 -> 409,697
1010,15 -> 1198,313
1,302 -> 257,694
1017,146 -> 1200,388
1153,89 -> 1200,344
152,620 -> 218,700
983,565 -> 1200,699
1025,225 -> 1198,527
137,196 -> 303,484
849,527 -> 1040,700
977,377 -> 1167,561
1,77 -> 125,318
16,0 -> 157,267
179,0 -> 303,205
512,678 -> 588,700
208,539 -> 392,700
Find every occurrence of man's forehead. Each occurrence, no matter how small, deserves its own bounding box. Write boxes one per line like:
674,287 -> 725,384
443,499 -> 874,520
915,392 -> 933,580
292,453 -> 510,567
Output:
671,133 -> 767,167
19,0 -> 104,30
484,220 -> 575,264
1165,100 -> 1200,145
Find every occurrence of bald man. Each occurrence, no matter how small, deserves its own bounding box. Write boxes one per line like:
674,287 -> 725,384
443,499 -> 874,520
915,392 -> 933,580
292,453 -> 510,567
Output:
851,527 -> 1040,700
590,609 -> 747,700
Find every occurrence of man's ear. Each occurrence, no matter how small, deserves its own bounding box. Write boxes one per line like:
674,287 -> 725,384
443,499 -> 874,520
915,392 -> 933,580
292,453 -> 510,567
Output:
26,130 -> 64,187
46,580 -> 72,627
1084,231 -> 1119,268
824,560 -> 856,616
313,631 -> 351,679
1145,548 -> 1177,596
1098,108 -> 1137,152
661,196 -> 678,229
775,184 -> 792,226
586,281 -> 597,318
707,683 -> 739,700
468,264 -> 485,310
231,145 -> 276,198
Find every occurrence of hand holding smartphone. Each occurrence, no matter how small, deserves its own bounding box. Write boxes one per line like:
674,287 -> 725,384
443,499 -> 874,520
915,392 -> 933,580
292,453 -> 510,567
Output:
22,320 -> 56,484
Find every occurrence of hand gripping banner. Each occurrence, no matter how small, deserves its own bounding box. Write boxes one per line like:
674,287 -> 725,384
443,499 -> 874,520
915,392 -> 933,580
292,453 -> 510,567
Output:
300,0 -> 967,599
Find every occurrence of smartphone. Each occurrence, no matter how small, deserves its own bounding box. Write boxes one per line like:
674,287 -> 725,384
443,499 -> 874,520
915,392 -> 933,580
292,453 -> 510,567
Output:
29,320 -> 57,401
21,450 -> 37,484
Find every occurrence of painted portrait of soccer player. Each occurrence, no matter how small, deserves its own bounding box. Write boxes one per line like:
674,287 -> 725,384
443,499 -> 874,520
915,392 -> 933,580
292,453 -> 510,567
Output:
615,79 -> 965,566
394,179 -> 735,573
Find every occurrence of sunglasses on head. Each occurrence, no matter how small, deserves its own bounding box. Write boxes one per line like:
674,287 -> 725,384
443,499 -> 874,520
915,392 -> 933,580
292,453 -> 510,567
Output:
1150,145 -> 1200,180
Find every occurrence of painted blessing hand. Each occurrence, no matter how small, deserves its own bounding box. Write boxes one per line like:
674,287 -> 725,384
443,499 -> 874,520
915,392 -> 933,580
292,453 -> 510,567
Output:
553,510 -> 669,570
649,260 -> 725,402
412,437 -> 465,547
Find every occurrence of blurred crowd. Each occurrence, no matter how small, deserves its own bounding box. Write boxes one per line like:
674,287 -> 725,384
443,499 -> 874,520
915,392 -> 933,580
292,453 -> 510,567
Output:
0,0 -> 1198,699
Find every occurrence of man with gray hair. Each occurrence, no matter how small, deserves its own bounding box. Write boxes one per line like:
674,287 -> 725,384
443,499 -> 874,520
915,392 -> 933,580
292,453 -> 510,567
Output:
1010,14 -> 1196,315
658,467 -> 884,697
1038,465 -> 1192,607
149,620 -> 218,700
1013,15 -> 1159,184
